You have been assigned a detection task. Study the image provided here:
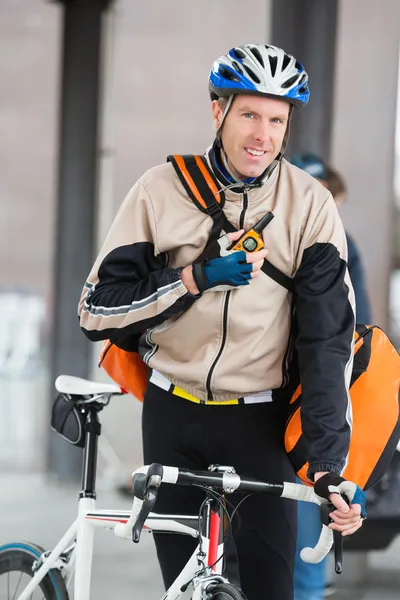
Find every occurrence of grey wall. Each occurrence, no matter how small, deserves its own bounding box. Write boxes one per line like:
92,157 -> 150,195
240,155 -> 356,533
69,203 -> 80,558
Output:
0,1 -> 60,293
331,0 -> 400,327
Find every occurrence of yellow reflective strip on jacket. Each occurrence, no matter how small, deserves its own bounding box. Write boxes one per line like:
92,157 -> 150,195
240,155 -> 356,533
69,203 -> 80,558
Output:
171,385 -> 201,403
171,385 -> 240,405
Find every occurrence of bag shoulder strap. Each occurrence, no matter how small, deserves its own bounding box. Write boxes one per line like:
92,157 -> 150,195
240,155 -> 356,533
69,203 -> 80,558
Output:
263,262 -> 293,292
167,154 -> 294,293
167,154 -> 224,219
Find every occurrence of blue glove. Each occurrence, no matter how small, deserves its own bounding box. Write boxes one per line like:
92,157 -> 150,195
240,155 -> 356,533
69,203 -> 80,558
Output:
314,473 -> 367,518
192,251 -> 252,293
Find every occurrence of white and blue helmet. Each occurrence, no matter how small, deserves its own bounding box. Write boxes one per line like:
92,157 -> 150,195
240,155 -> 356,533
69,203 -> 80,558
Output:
209,44 -> 310,109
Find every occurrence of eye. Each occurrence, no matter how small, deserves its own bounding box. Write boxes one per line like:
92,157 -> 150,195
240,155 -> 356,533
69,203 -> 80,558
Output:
243,112 -> 255,119
271,117 -> 284,124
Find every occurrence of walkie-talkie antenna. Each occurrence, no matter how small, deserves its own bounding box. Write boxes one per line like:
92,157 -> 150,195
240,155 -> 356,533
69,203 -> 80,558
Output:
253,212 -> 274,234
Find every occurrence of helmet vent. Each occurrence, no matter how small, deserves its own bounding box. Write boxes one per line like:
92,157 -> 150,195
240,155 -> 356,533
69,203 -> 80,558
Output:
249,46 -> 264,67
232,47 -> 246,59
281,75 -> 298,89
242,64 -> 261,84
232,60 -> 244,75
219,66 -> 241,83
282,53 -> 291,70
268,55 -> 278,77
295,61 -> 303,72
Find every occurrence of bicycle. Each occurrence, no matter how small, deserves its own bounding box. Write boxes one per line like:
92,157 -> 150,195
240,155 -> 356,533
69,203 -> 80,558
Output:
0,375 -> 342,600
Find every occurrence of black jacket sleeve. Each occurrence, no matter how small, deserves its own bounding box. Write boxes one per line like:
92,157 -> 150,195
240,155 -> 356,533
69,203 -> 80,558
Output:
78,181 -> 194,343
294,196 -> 356,478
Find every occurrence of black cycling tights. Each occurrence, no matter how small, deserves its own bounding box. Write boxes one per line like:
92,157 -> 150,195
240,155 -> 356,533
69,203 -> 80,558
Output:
142,383 -> 297,600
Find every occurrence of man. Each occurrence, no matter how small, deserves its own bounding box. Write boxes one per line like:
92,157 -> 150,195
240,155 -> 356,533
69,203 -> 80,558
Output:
78,45 -> 364,600
289,152 -> 372,600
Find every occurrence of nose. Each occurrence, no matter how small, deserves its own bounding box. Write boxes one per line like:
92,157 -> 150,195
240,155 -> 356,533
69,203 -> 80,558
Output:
253,119 -> 271,144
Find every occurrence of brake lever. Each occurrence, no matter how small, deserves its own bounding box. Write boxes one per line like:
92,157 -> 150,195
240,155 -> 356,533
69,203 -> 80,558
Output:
320,496 -> 348,574
333,530 -> 343,574
131,463 -> 164,543
132,486 -> 158,543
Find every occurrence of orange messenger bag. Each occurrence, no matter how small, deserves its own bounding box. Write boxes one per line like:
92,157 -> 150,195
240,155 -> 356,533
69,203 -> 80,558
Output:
285,325 -> 400,489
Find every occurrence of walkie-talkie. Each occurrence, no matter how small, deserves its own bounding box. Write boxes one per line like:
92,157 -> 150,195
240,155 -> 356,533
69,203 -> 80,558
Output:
228,211 -> 274,253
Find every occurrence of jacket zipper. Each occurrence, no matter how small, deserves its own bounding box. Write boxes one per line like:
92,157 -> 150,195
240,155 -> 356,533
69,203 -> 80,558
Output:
206,291 -> 231,399
205,189 -> 249,399
239,189 -> 249,229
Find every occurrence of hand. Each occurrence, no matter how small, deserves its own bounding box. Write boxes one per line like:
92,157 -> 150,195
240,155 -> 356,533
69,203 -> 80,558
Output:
314,472 -> 366,537
181,230 -> 268,295
224,231 -> 268,279
328,496 -> 363,537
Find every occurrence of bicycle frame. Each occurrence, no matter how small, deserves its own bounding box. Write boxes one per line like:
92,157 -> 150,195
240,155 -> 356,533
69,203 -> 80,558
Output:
14,406 -> 228,600
9,386 -> 335,600
15,505 -> 225,600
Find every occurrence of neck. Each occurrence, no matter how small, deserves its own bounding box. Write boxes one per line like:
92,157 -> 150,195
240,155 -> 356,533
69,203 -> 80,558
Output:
221,151 -> 255,185
210,143 -> 253,190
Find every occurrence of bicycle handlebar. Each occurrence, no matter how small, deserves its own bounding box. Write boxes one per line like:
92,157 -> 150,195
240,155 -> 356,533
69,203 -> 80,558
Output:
114,463 -> 342,570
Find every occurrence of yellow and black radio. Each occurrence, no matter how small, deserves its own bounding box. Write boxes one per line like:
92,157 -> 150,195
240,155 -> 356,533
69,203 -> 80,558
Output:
229,211 -> 274,253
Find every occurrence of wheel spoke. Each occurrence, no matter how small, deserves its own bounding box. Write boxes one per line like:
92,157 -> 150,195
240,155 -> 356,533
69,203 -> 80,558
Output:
0,551 -> 67,600
11,571 -> 24,600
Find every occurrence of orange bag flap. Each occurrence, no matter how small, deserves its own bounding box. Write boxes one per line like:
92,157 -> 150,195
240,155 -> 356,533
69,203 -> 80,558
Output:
99,340 -> 149,402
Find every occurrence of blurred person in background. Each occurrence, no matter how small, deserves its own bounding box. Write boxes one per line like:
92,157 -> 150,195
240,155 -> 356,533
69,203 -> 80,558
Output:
325,167 -> 372,324
290,153 -> 372,325
290,152 -> 372,600
78,46 -> 365,600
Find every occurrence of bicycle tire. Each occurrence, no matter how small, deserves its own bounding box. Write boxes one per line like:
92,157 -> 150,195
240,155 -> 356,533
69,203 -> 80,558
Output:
209,582 -> 246,599
0,541 -> 69,600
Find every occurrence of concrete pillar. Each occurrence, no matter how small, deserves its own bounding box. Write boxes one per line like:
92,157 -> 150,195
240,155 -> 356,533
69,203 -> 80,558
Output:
270,0 -> 338,161
49,0 -> 113,479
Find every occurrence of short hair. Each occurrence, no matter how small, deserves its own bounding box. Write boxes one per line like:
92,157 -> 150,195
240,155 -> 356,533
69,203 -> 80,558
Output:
325,167 -> 347,198
216,97 -> 229,111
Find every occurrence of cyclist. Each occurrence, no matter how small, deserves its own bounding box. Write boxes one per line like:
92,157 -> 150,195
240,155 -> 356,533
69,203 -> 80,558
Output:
78,45 -> 365,600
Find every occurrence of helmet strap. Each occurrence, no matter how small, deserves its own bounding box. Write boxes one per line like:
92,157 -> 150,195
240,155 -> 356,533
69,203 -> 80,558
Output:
215,95 -> 234,147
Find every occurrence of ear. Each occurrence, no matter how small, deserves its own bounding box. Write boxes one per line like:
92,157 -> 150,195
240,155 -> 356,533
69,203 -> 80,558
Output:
211,100 -> 223,132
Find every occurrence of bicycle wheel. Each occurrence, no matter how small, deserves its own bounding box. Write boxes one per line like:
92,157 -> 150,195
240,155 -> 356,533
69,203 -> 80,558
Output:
0,542 -> 69,600
210,582 -> 246,599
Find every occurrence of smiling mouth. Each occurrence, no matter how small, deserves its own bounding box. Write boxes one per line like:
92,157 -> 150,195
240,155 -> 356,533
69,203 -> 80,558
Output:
245,147 -> 267,157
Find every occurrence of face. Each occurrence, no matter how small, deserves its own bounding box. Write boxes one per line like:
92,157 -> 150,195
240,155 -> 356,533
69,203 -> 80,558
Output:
212,94 -> 290,180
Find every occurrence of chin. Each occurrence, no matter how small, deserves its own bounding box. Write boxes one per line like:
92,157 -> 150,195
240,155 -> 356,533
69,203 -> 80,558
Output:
240,159 -> 273,179
241,167 -> 265,179
230,156 -> 271,180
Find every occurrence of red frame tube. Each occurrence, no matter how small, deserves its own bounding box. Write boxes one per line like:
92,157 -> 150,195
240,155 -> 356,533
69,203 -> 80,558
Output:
208,509 -> 220,570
